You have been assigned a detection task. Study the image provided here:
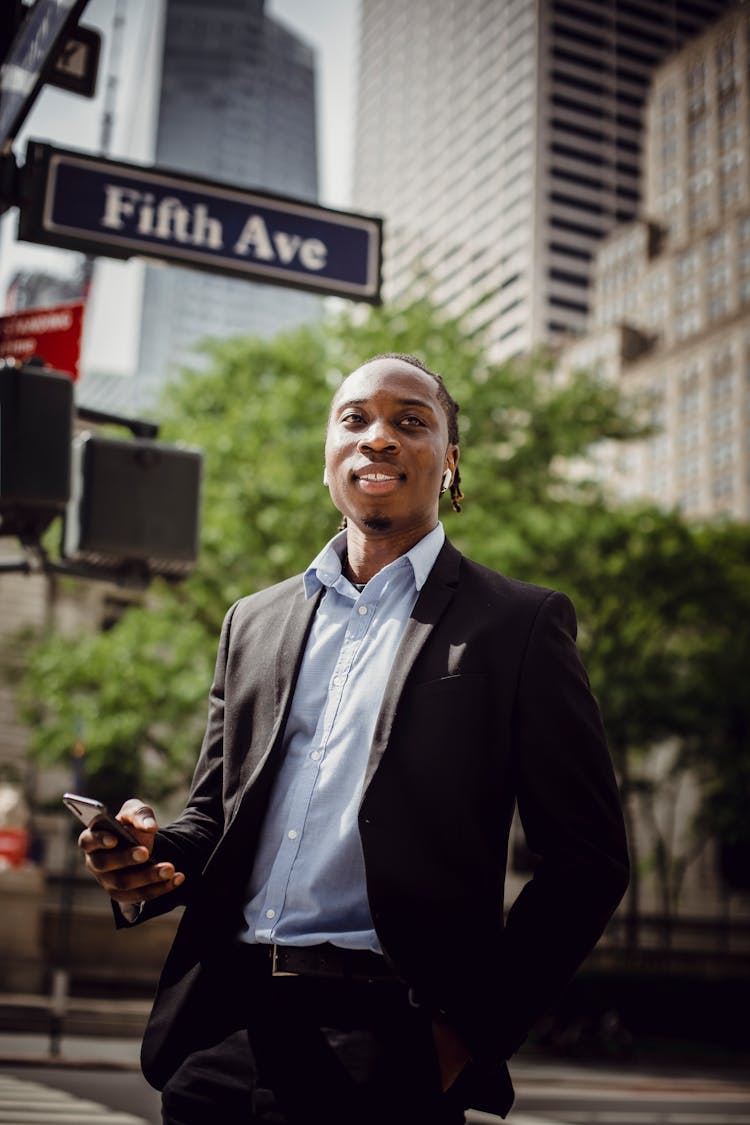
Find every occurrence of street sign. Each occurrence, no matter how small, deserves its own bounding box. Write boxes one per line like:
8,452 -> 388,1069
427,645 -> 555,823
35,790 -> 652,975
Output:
18,141 -> 383,303
48,24 -> 100,98
0,0 -> 91,152
0,299 -> 84,380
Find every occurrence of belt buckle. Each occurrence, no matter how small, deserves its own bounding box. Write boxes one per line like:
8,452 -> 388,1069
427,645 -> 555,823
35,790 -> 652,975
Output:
271,945 -> 298,977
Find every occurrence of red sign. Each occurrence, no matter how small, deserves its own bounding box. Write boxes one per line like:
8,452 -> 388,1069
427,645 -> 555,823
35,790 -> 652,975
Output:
0,300 -> 84,381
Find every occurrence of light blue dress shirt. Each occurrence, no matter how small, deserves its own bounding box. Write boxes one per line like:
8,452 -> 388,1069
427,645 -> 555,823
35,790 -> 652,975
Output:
238,522 -> 445,952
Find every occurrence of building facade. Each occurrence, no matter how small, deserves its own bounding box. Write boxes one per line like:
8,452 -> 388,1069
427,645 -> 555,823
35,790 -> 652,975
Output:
134,0 -> 321,409
561,4 -> 750,521
353,0 -> 730,362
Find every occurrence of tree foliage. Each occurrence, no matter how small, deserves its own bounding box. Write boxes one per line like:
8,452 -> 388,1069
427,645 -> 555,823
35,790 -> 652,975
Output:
16,297 -> 750,890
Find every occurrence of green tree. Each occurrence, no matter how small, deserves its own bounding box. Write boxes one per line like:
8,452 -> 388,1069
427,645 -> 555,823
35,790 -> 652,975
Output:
539,505 -> 750,937
18,297 -> 646,806
679,521 -> 750,889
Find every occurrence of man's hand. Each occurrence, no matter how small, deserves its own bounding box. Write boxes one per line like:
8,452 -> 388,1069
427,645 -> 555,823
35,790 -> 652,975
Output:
78,798 -> 185,906
432,1015 -> 470,1093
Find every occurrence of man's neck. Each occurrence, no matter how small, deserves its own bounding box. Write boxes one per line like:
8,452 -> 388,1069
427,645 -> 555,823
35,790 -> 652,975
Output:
343,522 -> 437,585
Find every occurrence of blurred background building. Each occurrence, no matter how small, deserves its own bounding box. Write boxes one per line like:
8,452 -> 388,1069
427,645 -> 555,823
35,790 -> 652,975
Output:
352,0 -> 731,362
24,0 -> 324,416
560,3 -> 750,521
131,0 -> 321,412
3,263 -> 88,313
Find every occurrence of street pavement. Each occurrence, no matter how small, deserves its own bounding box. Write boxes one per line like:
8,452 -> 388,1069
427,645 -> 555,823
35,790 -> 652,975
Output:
0,1025 -> 748,1124
0,1070 -> 151,1123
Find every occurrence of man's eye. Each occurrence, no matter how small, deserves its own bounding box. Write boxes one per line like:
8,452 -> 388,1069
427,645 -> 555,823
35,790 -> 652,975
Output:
401,415 -> 425,427
342,412 -> 364,424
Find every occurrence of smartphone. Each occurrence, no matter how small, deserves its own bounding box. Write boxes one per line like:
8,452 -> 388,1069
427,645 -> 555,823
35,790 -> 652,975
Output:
62,793 -> 140,849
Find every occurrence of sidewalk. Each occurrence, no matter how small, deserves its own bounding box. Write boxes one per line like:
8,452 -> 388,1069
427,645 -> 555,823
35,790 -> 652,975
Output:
509,1056 -> 750,1098
1,991 -> 748,1099
0,991 -> 146,1069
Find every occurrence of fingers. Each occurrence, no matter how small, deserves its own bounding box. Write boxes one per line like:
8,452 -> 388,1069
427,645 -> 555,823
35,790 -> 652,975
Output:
82,841 -> 150,872
94,861 -> 185,905
118,798 -> 158,833
75,795 -> 184,904
77,826 -> 135,857
78,796 -> 158,860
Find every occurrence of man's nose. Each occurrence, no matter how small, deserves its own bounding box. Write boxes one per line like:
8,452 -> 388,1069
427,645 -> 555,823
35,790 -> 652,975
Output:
358,420 -> 400,452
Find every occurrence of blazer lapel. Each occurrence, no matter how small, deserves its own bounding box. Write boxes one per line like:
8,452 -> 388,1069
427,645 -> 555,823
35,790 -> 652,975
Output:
232,581 -> 322,812
362,539 -> 462,792
275,582 -> 323,722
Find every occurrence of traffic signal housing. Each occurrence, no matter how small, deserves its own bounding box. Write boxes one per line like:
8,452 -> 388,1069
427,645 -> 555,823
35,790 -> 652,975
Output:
63,431 -> 202,579
0,360 -> 73,538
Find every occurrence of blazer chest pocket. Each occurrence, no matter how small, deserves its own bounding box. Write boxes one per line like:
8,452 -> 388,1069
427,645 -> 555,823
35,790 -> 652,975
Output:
399,673 -> 489,749
387,674 -> 495,801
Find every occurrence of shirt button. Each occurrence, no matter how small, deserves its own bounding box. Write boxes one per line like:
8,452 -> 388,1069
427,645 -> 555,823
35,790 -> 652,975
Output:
265,909 -> 275,919
358,605 -> 368,616
287,829 -> 298,840
333,675 -> 343,686
311,751 -> 322,761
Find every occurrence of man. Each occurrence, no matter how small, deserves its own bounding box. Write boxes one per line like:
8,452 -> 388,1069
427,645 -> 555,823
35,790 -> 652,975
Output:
80,354 -> 629,1124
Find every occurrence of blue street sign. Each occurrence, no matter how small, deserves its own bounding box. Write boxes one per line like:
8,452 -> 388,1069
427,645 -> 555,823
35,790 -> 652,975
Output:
18,142 -> 383,303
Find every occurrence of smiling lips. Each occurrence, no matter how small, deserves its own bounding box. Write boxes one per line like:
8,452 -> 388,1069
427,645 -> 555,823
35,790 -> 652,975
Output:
354,467 -> 403,494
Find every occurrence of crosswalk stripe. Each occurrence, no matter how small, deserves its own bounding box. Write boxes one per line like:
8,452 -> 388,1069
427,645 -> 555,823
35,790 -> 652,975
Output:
0,1074 -> 149,1124
467,1113 -> 565,1125
0,1116 -> 147,1124
466,1108 -> 750,1125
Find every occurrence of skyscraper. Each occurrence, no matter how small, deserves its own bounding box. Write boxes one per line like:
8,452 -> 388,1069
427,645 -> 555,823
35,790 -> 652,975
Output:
136,0 -> 320,408
352,0 -> 730,361
560,3 -> 750,521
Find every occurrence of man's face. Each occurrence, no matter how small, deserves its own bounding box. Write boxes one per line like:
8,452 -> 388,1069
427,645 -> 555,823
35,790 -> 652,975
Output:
325,357 -> 459,537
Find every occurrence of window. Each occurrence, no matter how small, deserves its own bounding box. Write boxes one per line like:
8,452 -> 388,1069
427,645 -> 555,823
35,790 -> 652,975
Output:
675,309 -> 701,340
689,146 -> 710,173
708,231 -> 729,259
688,118 -> 708,145
548,294 -> 588,314
659,85 -> 677,110
687,59 -> 705,90
716,35 -> 736,71
712,472 -> 734,499
676,249 -> 699,278
719,123 -> 739,152
721,179 -> 742,209
680,421 -> 701,449
689,200 -> 710,227
679,454 -> 700,480
680,386 -> 701,414
676,281 -> 699,309
718,92 -> 738,121
712,369 -> 736,399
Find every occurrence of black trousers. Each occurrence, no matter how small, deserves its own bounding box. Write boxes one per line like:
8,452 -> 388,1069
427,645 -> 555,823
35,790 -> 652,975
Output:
161,945 -> 471,1125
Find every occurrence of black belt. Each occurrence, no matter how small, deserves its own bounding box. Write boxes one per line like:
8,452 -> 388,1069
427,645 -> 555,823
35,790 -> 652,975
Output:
269,942 -> 396,982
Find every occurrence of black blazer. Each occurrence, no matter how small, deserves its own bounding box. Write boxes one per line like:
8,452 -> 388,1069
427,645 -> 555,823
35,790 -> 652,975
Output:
131,540 -> 629,1115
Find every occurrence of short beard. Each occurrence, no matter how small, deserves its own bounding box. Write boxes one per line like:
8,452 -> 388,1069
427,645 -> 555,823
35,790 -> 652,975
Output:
362,515 -> 392,532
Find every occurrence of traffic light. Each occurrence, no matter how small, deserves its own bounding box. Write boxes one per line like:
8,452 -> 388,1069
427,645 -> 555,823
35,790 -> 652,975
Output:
0,359 -> 202,585
0,360 -> 73,538
63,432 -> 202,579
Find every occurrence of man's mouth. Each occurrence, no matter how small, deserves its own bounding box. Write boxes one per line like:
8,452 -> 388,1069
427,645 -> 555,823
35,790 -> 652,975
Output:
353,468 -> 404,494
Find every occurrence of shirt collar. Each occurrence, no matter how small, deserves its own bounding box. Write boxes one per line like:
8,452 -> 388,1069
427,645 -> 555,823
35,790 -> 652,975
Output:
303,523 -> 445,599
